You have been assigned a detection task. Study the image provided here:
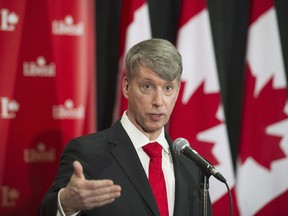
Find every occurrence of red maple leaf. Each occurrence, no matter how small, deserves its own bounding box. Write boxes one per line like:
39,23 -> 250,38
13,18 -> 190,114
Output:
169,81 -> 222,166
240,64 -> 287,169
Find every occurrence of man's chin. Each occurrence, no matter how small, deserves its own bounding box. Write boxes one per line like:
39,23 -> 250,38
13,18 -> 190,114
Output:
142,124 -> 163,134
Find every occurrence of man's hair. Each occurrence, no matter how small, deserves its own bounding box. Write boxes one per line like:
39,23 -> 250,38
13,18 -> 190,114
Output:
125,38 -> 182,81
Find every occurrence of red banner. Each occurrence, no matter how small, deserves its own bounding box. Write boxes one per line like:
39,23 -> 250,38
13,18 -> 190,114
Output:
0,1 -> 96,215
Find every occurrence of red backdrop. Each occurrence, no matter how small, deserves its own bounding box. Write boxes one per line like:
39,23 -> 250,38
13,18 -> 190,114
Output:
0,1 -> 96,215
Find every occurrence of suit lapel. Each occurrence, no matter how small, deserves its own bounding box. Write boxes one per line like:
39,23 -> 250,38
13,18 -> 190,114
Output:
109,121 -> 160,216
172,153 -> 190,216
166,134 -> 193,216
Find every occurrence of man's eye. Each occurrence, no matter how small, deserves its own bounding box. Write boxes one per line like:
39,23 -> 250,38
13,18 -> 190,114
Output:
164,86 -> 173,91
143,84 -> 151,90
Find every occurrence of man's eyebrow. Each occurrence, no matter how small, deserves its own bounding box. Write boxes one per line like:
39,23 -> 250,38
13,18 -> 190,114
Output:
141,78 -> 154,82
140,77 -> 175,85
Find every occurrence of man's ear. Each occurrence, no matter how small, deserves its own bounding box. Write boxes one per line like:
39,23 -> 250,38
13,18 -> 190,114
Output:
175,81 -> 181,99
122,76 -> 129,99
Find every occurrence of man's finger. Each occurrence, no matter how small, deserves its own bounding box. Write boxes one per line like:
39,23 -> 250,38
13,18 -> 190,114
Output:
73,160 -> 85,179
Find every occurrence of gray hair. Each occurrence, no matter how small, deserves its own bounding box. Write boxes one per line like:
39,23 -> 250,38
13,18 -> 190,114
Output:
125,38 -> 182,81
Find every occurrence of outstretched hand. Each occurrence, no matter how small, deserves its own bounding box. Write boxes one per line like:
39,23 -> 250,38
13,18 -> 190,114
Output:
60,161 -> 121,215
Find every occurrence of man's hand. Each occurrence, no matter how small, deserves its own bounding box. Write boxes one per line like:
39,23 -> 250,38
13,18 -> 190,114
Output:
60,161 -> 121,215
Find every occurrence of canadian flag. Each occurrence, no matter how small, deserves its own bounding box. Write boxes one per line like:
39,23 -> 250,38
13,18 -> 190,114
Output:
236,0 -> 288,215
169,0 -> 238,215
113,0 -> 151,120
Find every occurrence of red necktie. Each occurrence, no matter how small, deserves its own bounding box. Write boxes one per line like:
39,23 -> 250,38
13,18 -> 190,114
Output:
143,142 -> 169,216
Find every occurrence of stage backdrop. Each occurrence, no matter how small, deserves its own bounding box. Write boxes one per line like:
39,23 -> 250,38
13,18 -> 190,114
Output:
0,0 -> 96,215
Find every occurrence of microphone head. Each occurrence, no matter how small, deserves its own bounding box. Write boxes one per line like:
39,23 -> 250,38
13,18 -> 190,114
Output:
173,137 -> 189,154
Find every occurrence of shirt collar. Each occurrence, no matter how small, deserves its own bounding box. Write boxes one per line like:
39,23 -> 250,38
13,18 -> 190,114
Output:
120,111 -> 170,153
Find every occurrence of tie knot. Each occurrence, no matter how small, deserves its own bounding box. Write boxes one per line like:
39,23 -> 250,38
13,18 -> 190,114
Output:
143,142 -> 163,158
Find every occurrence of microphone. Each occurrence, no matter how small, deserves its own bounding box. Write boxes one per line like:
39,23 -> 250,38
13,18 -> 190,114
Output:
173,138 -> 226,183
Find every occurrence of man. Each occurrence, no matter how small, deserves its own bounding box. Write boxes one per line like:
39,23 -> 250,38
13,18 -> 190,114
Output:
38,38 -> 212,216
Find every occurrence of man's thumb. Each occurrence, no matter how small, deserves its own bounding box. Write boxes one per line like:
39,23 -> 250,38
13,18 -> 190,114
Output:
73,160 -> 85,179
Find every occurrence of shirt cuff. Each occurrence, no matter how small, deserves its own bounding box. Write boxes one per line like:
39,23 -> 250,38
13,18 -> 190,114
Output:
57,188 -> 80,216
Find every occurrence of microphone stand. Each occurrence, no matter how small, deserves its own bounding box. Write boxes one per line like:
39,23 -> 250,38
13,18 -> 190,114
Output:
200,171 -> 210,216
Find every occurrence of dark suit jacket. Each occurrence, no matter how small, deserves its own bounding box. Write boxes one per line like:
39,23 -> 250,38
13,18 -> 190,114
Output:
38,120 -> 212,216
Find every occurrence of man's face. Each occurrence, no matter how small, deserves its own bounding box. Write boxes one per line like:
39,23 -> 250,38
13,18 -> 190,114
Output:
122,66 -> 180,140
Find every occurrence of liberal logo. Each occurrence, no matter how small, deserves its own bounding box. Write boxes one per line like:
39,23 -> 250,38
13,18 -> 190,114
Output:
0,97 -> 20,119
23,56 -> 56,77
0,8 -> 19,31
1,186 -> 20,207
52,99 -> 85,119
52,15 -> 84,36
24,142 -> 56,163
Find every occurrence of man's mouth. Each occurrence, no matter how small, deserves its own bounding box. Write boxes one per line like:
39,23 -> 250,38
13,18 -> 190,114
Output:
149,113 -> 163,121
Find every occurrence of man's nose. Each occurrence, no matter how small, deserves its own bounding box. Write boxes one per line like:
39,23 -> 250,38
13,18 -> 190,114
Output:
152,89 -> 164,107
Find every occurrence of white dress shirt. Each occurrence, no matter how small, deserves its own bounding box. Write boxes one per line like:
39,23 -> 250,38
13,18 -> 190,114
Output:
121,112 -> 175,216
